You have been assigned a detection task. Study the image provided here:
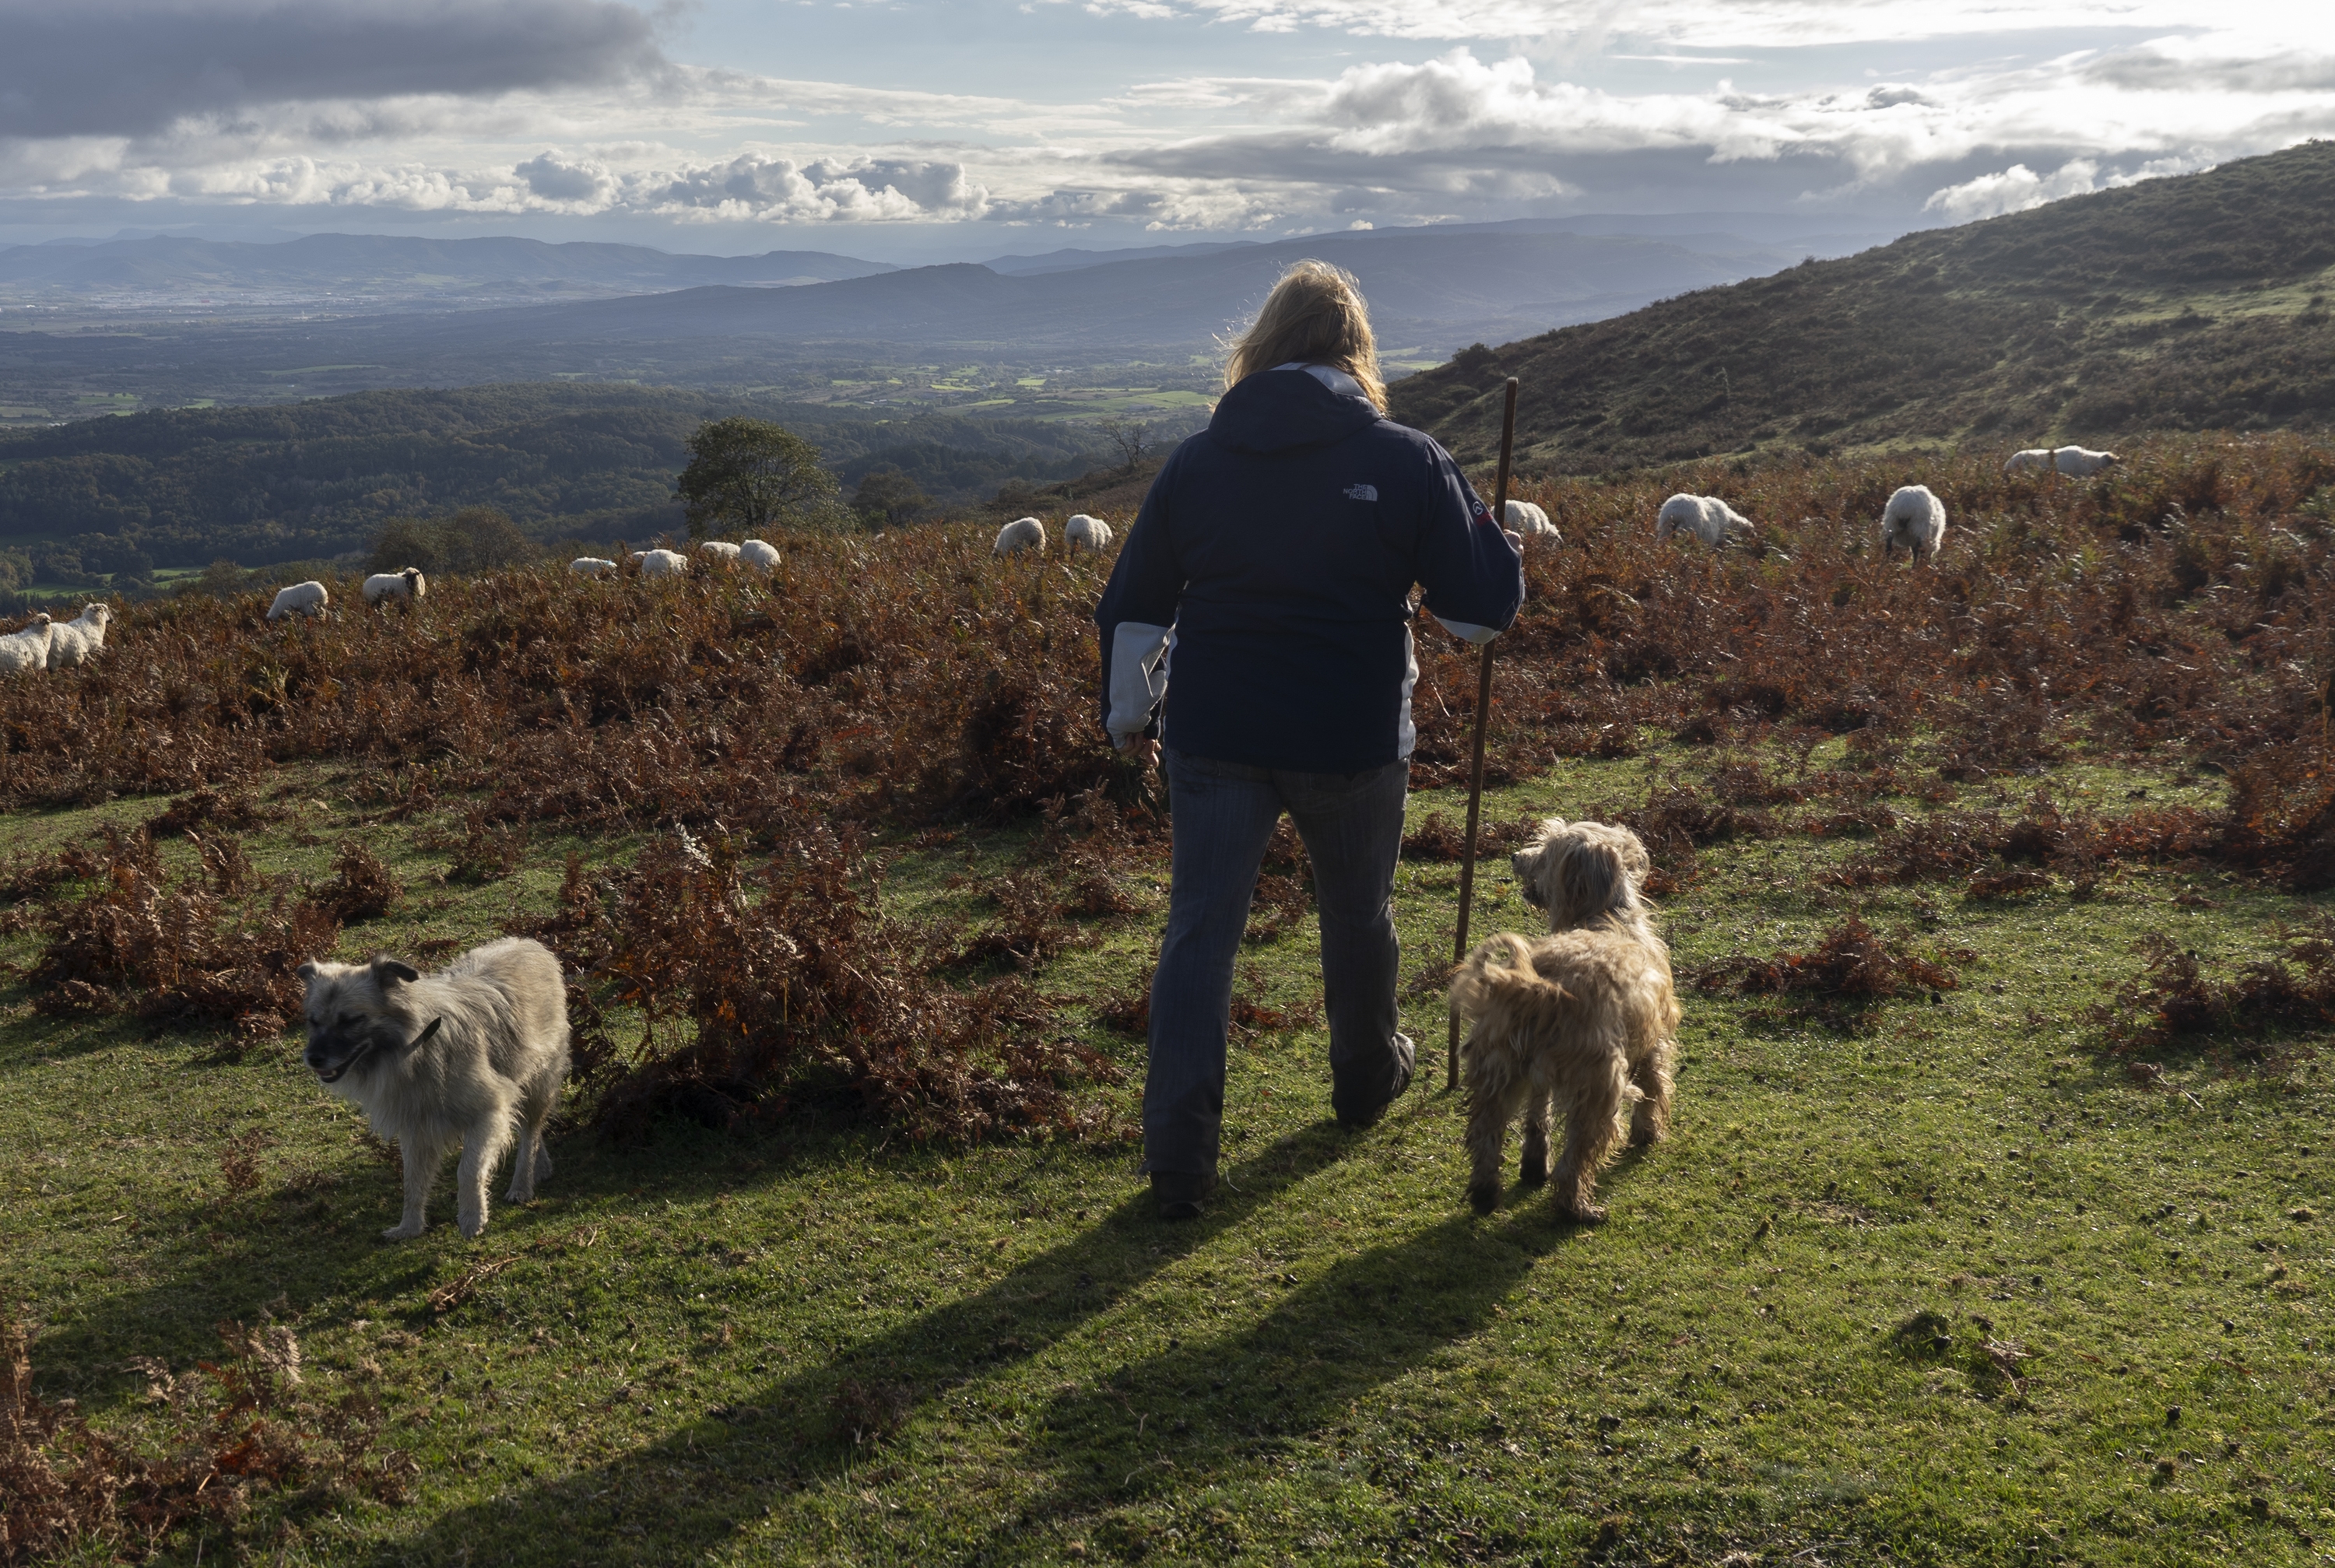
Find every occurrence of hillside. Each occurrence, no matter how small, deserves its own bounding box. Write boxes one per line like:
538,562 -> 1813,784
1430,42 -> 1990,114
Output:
1390,141 -> 2335,470
0,385 -> 1110,568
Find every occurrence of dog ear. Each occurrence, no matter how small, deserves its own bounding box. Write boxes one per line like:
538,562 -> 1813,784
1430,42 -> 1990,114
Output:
1509,845 -> 1550,907
295,961 -> 319,982
371,956 -> 421,986
1614,830 -> 1653,888
1557,838 -> 1627,918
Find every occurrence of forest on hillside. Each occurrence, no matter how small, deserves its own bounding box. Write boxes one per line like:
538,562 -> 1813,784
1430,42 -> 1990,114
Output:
0,384 -> 1120,573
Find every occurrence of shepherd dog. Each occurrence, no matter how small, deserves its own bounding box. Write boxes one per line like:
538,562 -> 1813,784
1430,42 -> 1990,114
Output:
297,937 -> 570,1240
1448,819 -> 1679,1222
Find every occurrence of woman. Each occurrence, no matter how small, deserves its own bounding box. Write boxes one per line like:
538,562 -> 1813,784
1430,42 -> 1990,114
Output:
1095,260 -> 1524,1219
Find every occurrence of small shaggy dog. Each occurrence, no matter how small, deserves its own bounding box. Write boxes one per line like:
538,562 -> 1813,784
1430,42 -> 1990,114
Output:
1448,819 -> 1680,1222
297,937 -> 570,1240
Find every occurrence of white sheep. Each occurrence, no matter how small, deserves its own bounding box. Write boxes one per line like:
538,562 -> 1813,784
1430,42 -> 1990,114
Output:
697,540 -> 743,565
1504,500 -> 1560,541
631,549 -> 688,578
1065,514 -> 1113,552
1656,493 -> 1752,546
45,603 -> 114,667
267,581 -> 329,622
0,613 -> 53,675
2003,448 -> 2054,475
994,517 -> 1045,556
2054,445 -> 2119,477
569,557 -> 618,577
739,539 -> 781,570
363,567 -> 427,604
1880,485 -> 1948,562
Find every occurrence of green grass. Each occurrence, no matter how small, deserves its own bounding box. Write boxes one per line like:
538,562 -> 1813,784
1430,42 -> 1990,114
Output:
5,743 -> 2333,1564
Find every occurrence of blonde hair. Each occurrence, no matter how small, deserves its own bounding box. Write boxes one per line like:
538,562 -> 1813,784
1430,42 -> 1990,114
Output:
1224,259 -> 1387,411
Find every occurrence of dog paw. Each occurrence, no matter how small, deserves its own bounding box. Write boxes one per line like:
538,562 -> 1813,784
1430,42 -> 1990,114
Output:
1558,1202 -> 1609,1225
458,1215 -> 487,1240
1518,1156 -> 1547,1187
382,1222 -> 426,1241
1466,1181 -> 1500,1215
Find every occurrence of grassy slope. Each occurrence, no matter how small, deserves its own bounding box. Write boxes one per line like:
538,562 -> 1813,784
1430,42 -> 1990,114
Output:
1390,142 -> 2335,473
5,743 -> 2332,1566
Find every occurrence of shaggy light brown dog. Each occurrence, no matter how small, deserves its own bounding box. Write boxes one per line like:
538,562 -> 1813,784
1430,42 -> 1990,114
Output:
1448,819 -> 1680,1222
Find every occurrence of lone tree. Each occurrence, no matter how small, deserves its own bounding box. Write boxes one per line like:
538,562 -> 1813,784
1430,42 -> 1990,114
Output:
676,418 -> 840,538
367,505 -> 537,576
1097,416 -> 1153,472
851,466 -> 930,529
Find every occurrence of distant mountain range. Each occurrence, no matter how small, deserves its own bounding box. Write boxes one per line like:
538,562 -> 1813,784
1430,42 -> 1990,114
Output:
0,212 -> 1898,346
0,233 -> 895,307
0,209 -> 1911,426
356,224 -> 1867,356
1390,142 -> 2335,471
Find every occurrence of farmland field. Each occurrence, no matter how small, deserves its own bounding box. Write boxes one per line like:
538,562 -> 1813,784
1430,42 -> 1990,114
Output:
5,436 -> 2335,1564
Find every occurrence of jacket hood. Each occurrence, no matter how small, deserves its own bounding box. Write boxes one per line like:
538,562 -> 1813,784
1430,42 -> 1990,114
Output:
1207,367 -> 1382,456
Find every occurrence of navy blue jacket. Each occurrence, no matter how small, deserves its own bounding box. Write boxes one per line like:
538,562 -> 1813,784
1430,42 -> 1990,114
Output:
1094,366 -> 1524,773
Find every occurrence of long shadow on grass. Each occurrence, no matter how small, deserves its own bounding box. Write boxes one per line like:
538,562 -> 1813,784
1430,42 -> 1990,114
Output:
20,1080 -> 777,1377
961,1206 -> 1575,1561
358,1117 -> 1377,1566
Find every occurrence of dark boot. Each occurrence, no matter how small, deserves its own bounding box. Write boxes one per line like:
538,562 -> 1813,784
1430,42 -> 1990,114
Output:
1335,1033 -> 1416,1128
1150,1170 -> 1218,1221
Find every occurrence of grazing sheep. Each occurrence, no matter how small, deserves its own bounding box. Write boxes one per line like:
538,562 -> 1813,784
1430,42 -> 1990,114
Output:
2054,445 -> 2120,478
268,581 -> 329,622
631,549 -> 688,578
698,540 -> 743,565
45,603 -> 114,668
1656,493 -> 1752,547
1504,500 -> 1560,541
739,539 -> 781,570
569,557 -> 618,577
994,517 -> 1045,556
1880,485 -> 1948,562
1065,514 -> 1113,552
363,567 -> 427,604
0,613 -> 52,674
2003,448 -> 2054,475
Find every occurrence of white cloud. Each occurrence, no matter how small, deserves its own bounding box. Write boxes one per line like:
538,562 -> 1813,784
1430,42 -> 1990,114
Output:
642,153 -> 991,220
0,9 -> 2329,238
1922,151 -> 2218,220
1061,0 -> 2323,50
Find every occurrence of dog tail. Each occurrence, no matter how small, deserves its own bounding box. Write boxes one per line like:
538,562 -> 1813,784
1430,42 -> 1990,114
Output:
1449,932 -> 1571,1023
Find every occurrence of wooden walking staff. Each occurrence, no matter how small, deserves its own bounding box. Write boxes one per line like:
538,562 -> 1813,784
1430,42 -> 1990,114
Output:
1448,377 -> 1520,1091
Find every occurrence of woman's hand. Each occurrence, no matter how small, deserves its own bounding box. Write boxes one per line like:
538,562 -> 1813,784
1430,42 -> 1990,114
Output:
1127,737 -> 1162,770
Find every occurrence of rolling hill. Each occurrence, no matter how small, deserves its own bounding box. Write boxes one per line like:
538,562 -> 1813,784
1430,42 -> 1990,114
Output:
230,226 -> 1814,360
1389,141 -> 2335,471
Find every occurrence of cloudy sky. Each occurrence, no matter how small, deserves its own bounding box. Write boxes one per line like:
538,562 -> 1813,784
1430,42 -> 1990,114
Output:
0,0 -> 2328,261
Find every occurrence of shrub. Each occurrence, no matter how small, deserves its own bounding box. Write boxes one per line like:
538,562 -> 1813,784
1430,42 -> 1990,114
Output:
548,828 -> 1123,1143
1693,917 -> 1967,1027
305,840 -> 404,924
0,1314 -> 413,1565
25,825 -> 337,1044
2087,922 -> 2335,1062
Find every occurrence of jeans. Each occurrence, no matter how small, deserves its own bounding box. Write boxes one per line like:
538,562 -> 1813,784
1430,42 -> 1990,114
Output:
1143,748 -> 1415,1177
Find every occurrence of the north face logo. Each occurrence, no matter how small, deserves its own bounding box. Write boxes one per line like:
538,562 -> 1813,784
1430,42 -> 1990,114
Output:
1344,484 -> 1378,501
